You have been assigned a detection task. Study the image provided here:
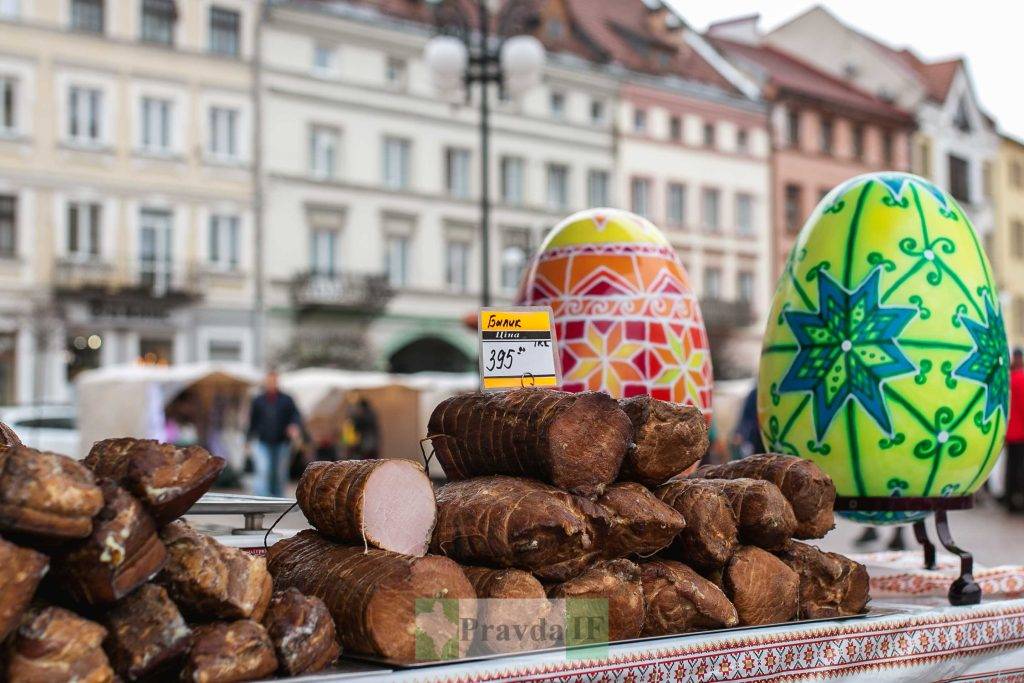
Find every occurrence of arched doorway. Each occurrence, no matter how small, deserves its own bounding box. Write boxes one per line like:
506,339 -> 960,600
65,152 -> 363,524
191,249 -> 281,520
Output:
388,336 -> 474,374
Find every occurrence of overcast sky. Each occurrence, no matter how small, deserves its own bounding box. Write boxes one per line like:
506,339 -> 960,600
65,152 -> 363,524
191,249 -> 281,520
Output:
669,1 -> 1023,140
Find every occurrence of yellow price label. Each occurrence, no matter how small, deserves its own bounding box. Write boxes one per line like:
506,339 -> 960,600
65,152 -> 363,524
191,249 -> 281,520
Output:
478,307 -> 561,391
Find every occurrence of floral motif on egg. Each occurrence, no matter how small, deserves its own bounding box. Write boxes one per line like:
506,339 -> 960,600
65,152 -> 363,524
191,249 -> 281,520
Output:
518,209 -> 713,414
759,173 -> 1008,524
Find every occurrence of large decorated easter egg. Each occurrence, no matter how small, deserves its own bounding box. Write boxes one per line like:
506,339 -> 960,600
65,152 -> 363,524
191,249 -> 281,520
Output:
518,208 -> 713,415
758,173 -> 1008,524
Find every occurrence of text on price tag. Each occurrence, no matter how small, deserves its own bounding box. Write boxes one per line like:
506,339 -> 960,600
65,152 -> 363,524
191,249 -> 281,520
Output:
478,307 -> 561,391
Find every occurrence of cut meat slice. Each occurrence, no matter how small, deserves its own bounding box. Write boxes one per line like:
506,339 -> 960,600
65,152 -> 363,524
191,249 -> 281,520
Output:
297,459 -> 435,556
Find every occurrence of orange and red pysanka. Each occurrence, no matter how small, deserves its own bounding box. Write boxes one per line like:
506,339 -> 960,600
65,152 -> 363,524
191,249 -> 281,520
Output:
517,208 -> 713,418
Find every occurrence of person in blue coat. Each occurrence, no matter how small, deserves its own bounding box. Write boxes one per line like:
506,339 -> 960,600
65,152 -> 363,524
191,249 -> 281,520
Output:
247,370 -> 304,497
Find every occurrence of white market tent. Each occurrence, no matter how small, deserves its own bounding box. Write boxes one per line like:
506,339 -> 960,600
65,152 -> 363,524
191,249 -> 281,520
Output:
75,362 -> 262,458
279,368 -> 477,476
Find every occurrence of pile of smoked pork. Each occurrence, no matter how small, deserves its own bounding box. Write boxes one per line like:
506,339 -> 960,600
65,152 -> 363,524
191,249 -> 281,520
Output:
0,428 -> 339,682
270,388 -> 869,663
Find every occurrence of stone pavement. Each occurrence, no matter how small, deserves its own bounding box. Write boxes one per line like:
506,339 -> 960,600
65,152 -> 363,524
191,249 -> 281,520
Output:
818,496 -> 1024,567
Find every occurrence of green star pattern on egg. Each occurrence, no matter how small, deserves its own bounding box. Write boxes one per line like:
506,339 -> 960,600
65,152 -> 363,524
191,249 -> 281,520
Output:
758,172 -> 1009,524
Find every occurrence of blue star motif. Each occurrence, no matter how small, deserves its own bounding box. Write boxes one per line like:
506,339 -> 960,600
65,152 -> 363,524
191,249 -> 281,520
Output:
780,268 -> 917,440
953,295 -> 1009,423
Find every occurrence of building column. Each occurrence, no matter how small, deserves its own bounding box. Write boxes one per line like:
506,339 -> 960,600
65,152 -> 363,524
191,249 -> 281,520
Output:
15,326 -> 34,405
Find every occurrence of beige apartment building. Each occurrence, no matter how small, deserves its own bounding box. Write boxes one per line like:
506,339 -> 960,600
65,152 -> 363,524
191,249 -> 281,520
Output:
993,135 -> 1024,351
0,0 -> 258,404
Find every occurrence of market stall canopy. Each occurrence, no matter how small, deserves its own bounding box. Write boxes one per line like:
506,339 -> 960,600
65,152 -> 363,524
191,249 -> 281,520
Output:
75,362 -> 262,457
279,369 -> 476,474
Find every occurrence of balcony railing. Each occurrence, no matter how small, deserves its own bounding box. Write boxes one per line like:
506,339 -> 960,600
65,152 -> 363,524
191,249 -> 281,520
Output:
289,271 -> 393,314
53,258 -> 202,304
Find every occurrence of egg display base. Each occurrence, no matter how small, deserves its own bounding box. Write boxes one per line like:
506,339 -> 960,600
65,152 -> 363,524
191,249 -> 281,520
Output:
835,496 -> 980,606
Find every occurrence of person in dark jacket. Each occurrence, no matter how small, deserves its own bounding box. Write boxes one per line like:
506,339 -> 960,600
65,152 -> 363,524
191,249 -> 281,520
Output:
247,370 -> 303,497
348,397 -> 380,460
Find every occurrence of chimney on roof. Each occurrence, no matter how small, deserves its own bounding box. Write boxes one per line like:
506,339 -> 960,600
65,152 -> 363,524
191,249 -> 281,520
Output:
706,13 -> 762,45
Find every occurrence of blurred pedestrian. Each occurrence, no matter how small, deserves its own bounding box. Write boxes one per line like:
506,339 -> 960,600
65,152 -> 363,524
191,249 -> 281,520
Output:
731,383 -> 764,460
247,370 -> 304,497
348,397 -> 380,460
1005,349 -> 1024,512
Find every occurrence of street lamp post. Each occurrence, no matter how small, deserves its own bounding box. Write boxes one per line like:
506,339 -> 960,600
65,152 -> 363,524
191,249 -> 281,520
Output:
425,0 -> 544,307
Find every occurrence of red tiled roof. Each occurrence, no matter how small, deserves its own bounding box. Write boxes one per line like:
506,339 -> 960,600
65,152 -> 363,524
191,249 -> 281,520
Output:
893,50 -> 961,103
559,0 -> 737,91
297,0 -> 740,95
707,36 -> 914,124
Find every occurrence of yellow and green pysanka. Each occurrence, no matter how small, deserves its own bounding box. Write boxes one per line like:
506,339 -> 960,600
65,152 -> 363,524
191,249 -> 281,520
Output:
758,172 -> 1009,524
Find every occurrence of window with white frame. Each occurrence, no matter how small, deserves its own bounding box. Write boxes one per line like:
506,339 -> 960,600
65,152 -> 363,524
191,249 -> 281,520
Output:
140,97 -> 172,153
445,239 -> 470,292
587,169 -> 609,207
68,86 -> 103,144
313,44 -> 333,72
500,156 -> 524,205
309,125 -> 338,179
0,195 -> 15,257
701,187 -> 720,232
445,147 -> 471,199
737,127 -> 749,153
630,178 -> 650,217
139,208 -> 173,294
208,340 -> 242,362
208,106 -> 239,159
71,0 -> 104,33
737,270 -> 754,304
550,91 -> 566,119
666,182 -> 686,227
385,233 -> 410,287
209,6 -> 239,57
669,115 -> 682,142
703,266 -> 722,300
634,108 -> 647,133
385,56 -> 407,90
309,227 -> 338,277
501,228 -> 530,292
590,99 -> 605,124
382,136 -> 411,190
735,193 -> 754,235
208,214 -> 239,270
0,77 -> 16,134
0,0 -> 18,18
67,201 -> 101,258
546,163 -> 569,210
141,0 -> 175,45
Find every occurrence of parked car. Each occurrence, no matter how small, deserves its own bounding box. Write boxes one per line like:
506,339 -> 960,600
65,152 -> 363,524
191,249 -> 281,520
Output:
0,405 -> 79,457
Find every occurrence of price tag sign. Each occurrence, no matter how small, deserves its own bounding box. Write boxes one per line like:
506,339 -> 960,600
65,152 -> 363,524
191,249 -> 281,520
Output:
478,306 -> 561,391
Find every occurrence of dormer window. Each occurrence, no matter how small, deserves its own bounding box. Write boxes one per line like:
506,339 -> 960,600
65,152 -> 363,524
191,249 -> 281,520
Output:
954,96 -> 972,132
546,19 -> 564,40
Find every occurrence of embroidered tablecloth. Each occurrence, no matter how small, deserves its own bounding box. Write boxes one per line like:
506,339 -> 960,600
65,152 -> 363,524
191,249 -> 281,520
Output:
374,599 -> 1024,682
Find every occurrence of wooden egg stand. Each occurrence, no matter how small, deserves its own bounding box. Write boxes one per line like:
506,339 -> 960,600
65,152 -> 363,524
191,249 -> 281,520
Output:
834,495 -> 979,606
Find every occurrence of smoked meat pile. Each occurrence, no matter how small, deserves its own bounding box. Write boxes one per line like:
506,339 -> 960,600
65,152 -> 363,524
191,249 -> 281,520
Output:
0,424 -> 340,682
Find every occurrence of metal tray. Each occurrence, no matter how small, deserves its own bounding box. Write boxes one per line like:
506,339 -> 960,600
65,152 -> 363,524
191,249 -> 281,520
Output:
188,493 -> 296,515
339,605 -> 909,670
